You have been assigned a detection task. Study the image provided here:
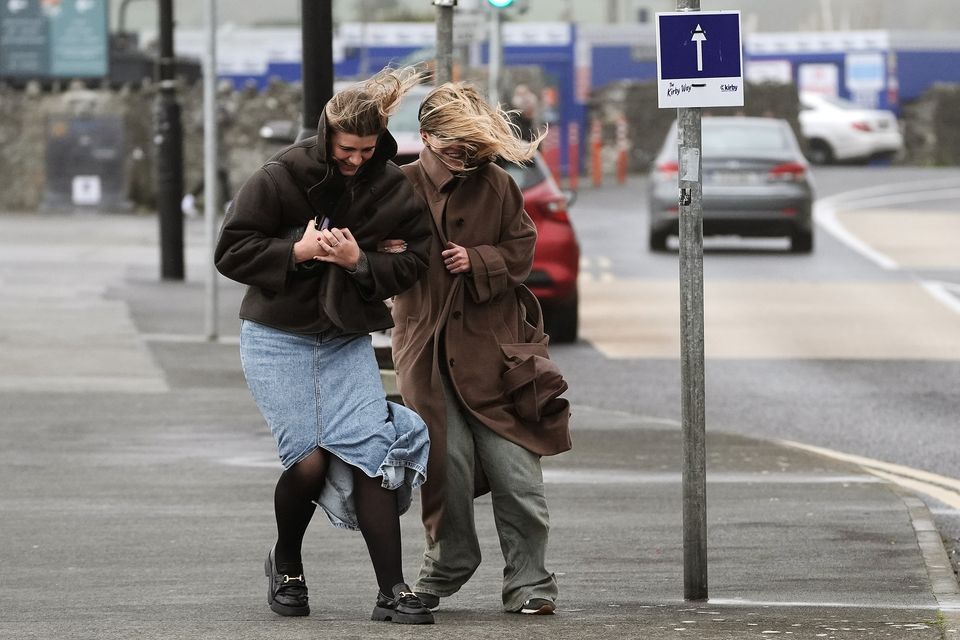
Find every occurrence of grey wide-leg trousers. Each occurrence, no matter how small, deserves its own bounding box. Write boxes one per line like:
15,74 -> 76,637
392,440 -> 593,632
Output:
414,374 -> 559,611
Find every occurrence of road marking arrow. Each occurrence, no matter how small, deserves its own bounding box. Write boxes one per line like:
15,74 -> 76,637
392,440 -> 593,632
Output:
691,24 -> 706,72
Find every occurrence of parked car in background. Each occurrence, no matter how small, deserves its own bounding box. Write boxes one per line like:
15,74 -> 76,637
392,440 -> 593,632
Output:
798,92 -> 904,165
648,116 -> 815,253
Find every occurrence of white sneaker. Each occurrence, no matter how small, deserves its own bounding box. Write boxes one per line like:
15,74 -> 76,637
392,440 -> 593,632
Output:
518,598 -> 555,615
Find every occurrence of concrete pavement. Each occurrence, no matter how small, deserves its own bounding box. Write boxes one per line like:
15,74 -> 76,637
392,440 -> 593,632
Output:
0,211 -> 958,639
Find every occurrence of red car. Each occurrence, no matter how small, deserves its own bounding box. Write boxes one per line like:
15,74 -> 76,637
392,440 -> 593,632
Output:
496,154 -> 580,342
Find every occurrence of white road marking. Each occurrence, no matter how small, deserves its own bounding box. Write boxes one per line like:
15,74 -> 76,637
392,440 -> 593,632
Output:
707,598 -> 938,612
814,183 -> 960,272
870,469 -> 960,510
707,598 -> 938,611
579,255 -> 616,282
813,200 -> 899,270
921,281 -> 960,316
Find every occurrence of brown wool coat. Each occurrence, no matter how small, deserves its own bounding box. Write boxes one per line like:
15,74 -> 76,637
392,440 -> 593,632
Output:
392,148 -> 572,540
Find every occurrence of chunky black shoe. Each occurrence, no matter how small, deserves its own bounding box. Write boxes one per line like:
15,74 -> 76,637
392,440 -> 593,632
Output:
371,583 -> 435,624
414,591 -> 441,611
264,546 -> 309,616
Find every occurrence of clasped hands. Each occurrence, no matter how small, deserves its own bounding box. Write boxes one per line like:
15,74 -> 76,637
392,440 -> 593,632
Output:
294,221 -> 468,274
294,219 -> 360,269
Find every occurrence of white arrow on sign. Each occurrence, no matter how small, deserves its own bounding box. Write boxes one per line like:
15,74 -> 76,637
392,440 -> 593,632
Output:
691,24 -> 706,72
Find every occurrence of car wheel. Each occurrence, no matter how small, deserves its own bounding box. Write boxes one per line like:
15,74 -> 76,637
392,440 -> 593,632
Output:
806,139 -> 834,165
543,294 -> 578,344
649,230 -> 669,252
790,230 -> 814,253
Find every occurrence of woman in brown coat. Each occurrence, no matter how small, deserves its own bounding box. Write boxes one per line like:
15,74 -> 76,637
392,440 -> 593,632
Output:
391,83 -> 571,615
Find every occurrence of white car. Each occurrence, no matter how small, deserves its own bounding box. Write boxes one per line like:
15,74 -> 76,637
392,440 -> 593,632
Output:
798,92 -> 903,165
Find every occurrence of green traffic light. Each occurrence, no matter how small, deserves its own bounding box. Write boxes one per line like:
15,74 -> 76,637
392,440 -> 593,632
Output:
487,0 -> 514,7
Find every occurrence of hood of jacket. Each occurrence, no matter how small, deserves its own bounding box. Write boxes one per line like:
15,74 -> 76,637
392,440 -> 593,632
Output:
266,108 -> 401,201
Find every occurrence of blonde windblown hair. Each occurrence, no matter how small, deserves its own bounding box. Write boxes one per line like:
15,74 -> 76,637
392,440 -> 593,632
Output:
418,82 -> 547,171
324,65 -> 426,137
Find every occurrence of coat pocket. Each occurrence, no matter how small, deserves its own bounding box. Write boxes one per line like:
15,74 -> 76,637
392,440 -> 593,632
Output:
500,343 -> 569,423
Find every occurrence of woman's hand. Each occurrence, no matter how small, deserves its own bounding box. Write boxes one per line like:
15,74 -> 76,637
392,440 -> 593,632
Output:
292,219 -> 330,263
442,241 -> 470,274
315,227 -> 361,269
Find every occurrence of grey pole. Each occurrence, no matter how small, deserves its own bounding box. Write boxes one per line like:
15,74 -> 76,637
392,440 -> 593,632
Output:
677,0 -> 707,602
202,0 -> 219,341
488,7 -> 501,105
434,0 -> 457,85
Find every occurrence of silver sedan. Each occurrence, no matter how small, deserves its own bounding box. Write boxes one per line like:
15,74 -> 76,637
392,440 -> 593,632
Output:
648,117 -> 815,253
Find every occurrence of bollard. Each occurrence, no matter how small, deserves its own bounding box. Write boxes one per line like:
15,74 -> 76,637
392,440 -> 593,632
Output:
616,114 -> 628,185
590,118 -> 602,187
568,121 -> 580,192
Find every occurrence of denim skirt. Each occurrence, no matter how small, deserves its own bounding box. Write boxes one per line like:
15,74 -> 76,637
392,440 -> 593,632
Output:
239,320 -> 430,530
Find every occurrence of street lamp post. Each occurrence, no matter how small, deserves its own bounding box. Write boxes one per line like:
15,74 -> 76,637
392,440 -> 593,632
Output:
299,0 -> 334,142
154,0 -> 184,280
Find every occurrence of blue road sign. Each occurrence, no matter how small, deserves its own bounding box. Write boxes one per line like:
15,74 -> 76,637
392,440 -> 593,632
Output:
656,11 -> 744,109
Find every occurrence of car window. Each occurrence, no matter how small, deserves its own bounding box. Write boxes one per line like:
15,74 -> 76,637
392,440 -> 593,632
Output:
701,123 -> 792,155
389,92 -> 424,134
497,158 -> 546,190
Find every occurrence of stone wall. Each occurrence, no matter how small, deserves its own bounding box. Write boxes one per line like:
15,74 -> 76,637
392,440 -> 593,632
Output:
901,83 -> 960,165
1,77 -> 957,212
0,79 -> 303,213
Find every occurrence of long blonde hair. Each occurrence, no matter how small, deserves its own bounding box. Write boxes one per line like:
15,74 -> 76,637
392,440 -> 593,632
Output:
418,82 -> 547,171
325,65 -> 425,136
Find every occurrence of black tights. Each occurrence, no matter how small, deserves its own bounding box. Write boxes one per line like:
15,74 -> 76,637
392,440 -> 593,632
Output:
273,448 -> 404,595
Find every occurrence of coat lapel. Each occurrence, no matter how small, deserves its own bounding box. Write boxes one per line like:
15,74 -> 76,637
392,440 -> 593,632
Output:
418,147 -> 462,246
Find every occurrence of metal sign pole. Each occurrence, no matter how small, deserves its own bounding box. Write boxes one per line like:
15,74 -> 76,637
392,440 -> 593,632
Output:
677,0 -> 707,602
434,0 -> 456,85
203,0 -> 219,341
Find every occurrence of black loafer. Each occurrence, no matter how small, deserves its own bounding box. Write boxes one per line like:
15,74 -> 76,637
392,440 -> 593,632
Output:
264,546 -> 309,616
371,583 -> 435,624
